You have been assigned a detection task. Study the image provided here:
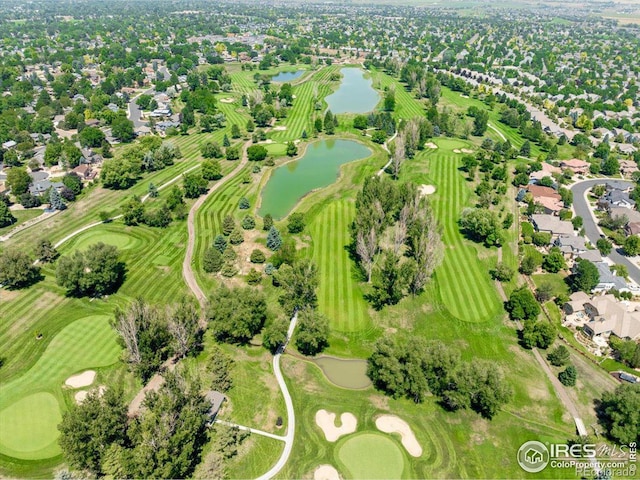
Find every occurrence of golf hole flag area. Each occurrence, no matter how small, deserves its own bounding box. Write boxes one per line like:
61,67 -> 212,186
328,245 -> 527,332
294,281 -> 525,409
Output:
0,315 -> 120,460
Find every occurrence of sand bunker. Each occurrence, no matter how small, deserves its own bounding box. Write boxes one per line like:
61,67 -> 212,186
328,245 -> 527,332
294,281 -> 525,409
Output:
461,148 -> 474,154
424,142 -> 438,149
65,370 -> 96,388
419,184 -> 436,196
260,139 -> 275,144
314,465 -> 341,480
375,415 -> 422,457
272,126 -> 287,131
219,98 -> 235,104
453,149 -> 462,153
315,409 -> 357,442
74,385 -> 106,404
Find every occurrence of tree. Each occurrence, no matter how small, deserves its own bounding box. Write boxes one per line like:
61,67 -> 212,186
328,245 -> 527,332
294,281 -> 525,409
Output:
262,317 -> 289,354
183,172 -> 208,198
238,197 -> 250,209
6,167 -> 31,196
58,388 -> 128,475
201,141 -> 223,159
111,117 -> 135,142
535,282 -> 554,303
203,246 -> 223,273
56,243 -> 125,297
262,214 -> 273,231
609,337 -> 640,368
547,345 -> 571,367
543,248 -> 566,273
490,262 -> 514,282
101,157 -> 141,190
472,109 -> 489,136
35,238 -> 59,263
208,344 -> 235,392
246,268 -> 262,285
247,145 -> 268,162
558,365 -> 577,387
505,286 -> 540,321
148,183 -> 158,198
623,235 -> 640,256
601,157 -> 620,176
222,134 -> 231,147
286,141 -> 297,157
207,287 -> 268,343
353,115 -> 368,130
250,249 -> 266,263
225,146 -> 240,161
370,250 -> 406,309
222,215 -> 235,236
519,141 -> 531,157
167,298 -> 200,358
48,188 -> 66,211
295,308 -> 329,356
230,124 -> 242,139
122,196 -> 145,225
166,186 -> 184,211
384,89 -> 395,111
274,259 -> 318,315
79,126 -> 105,148
0,249 -> 40,289
287,212 -> 305,234
521,321 -> 556,349
229,228 -> 243,245
0,201 -> 16,227
597,384 -> 640,445
62,173 -> 83,195
570,259 -> 600,292
458,208 -> 502,246
356,227 -> 377,283
213,234 -> 228,253
201,159 -> 222,181
267,226 -> 282,251
597,238 -> 613,255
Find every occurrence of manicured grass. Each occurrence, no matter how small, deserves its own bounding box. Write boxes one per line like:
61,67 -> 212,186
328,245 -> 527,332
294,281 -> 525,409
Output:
72,230 -> 140,251
225,435 -> 283,480
532,273 -> 570,298
336,432 -> 406,479
0,209 -> 43,236
307,199 -> 372,333
0,315 -> 120,460
419,138 -> 502,322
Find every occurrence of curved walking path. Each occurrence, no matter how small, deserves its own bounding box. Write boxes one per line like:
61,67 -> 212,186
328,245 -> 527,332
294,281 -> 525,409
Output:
375,130 -> 398,176
182,138 -> 251,312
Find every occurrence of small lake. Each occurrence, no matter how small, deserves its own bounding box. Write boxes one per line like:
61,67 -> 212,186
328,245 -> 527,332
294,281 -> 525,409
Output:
313,356 -> 372,390
271,70 -> 305,82
325,68 -> 380,114
258,139 -> 371,219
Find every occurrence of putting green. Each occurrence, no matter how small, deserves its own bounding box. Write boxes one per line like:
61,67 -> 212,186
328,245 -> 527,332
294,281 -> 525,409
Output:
72,229 -> 138,251
0,392 -> 62,459
0,315 -> 120,460
337,432 -> 405,479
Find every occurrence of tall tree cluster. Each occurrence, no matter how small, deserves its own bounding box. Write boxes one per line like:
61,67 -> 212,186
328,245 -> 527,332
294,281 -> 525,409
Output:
352,177 -> 443,309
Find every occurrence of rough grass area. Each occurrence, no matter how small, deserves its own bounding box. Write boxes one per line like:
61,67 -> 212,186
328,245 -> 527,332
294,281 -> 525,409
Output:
0,209 -> 43,236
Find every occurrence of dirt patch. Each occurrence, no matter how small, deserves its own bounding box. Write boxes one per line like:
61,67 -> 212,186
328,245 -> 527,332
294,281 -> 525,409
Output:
369,394 -> 389,410
375,414 -> 422,457
315,410 -> 357,442
314,465 -> 341,480
65,370 -> 96,388
234,229 -> 269,275
0,289 -> 20,302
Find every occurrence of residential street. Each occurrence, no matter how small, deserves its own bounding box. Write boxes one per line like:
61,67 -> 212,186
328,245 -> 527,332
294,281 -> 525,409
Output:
570,179 -> 640,284
127,87 -> 154,128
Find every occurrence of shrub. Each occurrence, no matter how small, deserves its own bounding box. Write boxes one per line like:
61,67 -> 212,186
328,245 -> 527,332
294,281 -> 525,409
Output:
490,262 -> 514,282
229,229 -> 244,245
239,197 -> 250,210
250,249 -> 266,264
558,365 -> 577,386
246,268 -> 262,285
203,247 -> 223,273
221,262 -> 237,277
547,345 -> 570,367
241,215 -> 255,230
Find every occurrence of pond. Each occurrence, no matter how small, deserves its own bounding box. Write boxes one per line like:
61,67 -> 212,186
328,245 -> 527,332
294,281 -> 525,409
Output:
312,356 -> 372,390
325,68 -> 380,114
271,70 -> 305,82
258,139 -> 371,219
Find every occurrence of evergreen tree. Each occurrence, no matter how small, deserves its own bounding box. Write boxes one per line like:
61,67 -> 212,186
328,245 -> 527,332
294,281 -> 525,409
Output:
241,215 -> 255,230
223,134 -> 231,147
35,238 -> 59,263
222,215 -> 235,236
0,201 -> 16,227
231,124 -> 241,139
203,247 -> 223,273
213,234 -> 228,253
229,228 -> 244,245
49,188 -> 66,211
148,183 -> 158,198
558,365 -> 577,387
266,226 -> 282,251
262,213 -> 274,231
238,197 -> 250,209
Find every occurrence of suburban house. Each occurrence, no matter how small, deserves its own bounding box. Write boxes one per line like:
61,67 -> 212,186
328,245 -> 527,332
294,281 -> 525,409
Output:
526,184 -> 564,214
560,158 -> 590,174
563,291 -> 590,316
581,295 -> 640,341
2,140 -> 16,150
29,179 -> 64,197
530,214 -> 574,238
598,190 -> 635,210
575,249 -> 603,263
529,162 -> 561,182
619,159 -> 639,177
592,262 -> 628,292
554,235 -> 586,256
72,164 -> 97,181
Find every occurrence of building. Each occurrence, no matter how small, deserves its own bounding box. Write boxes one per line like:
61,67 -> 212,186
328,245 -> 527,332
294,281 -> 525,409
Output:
599,190 -> 635,210
204,391 -> 226,425
554,235 -> 587,256
582,295 -> 640,340
593,262 -> 628,292
560,159 -> 590,174
526,184 -> 564,214
619,159 -> 639,177
530,214 -> 574,238
529,162 -> 561,182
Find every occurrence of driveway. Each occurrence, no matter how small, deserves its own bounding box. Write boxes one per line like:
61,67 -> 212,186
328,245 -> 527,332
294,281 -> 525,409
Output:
127,88 -> 154,128
570,179 -> 640,284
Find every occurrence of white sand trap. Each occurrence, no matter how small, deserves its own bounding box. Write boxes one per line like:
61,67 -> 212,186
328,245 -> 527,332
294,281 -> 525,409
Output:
65,370 -> 96,388
260,139 -> 274,144
461,148 -> 474,154
453,149 -> 462,153
74,385 -> 106,404
425,142 -> 438,149
419,184 -> 436,196
219,98 -> 235,104
314,465 -> 341,480
315,409 -> 357,442
375,415 -> 422,457
272,126 -> 287,131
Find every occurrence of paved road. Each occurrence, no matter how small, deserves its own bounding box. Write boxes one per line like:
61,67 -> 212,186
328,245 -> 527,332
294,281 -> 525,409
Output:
256,312 -> 298,480
127,87 -> 154,128
570,179 -> 640,285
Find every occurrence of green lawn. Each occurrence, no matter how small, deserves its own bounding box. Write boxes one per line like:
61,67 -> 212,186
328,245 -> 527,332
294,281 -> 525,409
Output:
0,315 -> 120,460
336,432 -> 406,479
0,209 -> 43,236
